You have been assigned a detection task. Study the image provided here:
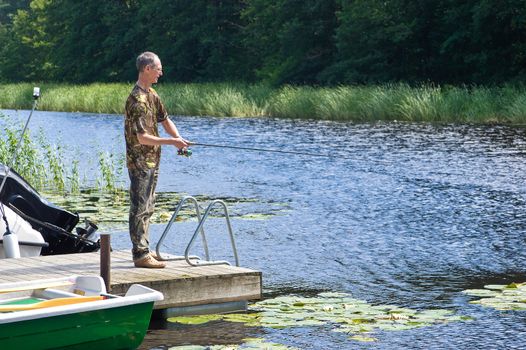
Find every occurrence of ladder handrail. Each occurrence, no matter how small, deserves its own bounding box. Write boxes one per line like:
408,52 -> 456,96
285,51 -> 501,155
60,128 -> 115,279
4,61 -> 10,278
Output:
155,196 -> 210,261
184,199 -> 239,267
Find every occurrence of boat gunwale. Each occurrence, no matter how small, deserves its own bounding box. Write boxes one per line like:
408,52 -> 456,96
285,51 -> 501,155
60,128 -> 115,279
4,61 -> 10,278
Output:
0,277 -> 163,323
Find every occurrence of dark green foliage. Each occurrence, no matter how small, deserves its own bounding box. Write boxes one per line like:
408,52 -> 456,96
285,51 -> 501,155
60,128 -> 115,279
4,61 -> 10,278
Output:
137,0 -> 247,82
242,0 -> 338,85
0,0 -> 525,85
45,1 -> 140,82
0,0 -> 30,25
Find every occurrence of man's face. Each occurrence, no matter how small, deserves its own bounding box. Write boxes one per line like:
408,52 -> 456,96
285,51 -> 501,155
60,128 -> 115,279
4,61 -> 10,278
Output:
145,58 -> 163,84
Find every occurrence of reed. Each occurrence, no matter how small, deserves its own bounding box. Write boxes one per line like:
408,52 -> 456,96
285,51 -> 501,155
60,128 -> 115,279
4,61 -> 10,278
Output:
158,83 -> 267,117
0,112 -> 123,193
1,82 -> 525,124
97,151 -> 120,193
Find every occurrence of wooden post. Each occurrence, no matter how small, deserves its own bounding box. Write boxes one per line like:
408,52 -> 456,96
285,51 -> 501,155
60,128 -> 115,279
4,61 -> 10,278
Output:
100,233 -> 111,292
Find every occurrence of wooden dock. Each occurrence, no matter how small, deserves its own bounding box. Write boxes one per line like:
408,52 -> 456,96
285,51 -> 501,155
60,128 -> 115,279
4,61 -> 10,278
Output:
0,250 -> 262,312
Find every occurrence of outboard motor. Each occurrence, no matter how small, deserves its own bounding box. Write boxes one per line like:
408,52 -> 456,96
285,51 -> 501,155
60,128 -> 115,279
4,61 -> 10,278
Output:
76,220 -> 100,243
0,165 -> 100,255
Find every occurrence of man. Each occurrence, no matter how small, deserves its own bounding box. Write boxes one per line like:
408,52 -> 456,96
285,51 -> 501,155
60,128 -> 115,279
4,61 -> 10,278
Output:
124,51 -> 190,268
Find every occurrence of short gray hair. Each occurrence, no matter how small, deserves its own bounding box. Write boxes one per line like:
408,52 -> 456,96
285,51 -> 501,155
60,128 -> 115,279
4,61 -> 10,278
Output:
136,52 -> 159,72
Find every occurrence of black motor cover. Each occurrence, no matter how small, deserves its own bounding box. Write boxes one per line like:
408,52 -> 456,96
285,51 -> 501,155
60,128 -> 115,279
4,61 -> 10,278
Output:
0,165 -> 99,254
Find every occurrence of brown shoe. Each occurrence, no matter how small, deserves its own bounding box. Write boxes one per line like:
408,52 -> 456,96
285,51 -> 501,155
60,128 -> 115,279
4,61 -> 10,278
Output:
150,252 -> 162,261
134,254 -> 166,268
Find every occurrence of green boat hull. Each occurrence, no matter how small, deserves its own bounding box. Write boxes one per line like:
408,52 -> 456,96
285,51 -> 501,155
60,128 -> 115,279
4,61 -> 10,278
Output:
0,301 -> 154,350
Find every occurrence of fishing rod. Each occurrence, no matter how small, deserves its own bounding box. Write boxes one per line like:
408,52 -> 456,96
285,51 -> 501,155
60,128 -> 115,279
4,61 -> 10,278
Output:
0,87 -> 40,196
178,142 -> 333,158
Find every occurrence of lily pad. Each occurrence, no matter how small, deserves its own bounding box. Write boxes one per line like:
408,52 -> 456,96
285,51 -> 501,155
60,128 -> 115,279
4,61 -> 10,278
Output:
166,291 -> 469,343
168,338 -> 297,349
41,189 -> 290,232
168,314 -> 222,325
349,335 -> 378,342
484,285 -> 507,291
462,289 -> 500,297
462,281 -> 526,312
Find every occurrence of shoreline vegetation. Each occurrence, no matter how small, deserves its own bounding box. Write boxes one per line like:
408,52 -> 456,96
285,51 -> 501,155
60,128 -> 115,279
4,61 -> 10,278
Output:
0,111 -> 123,194
1,83 -> 526,124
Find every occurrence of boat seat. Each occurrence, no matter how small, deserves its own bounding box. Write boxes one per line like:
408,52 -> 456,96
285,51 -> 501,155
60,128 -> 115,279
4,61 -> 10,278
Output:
32,288 -> 80,299
0,295 -> 104,312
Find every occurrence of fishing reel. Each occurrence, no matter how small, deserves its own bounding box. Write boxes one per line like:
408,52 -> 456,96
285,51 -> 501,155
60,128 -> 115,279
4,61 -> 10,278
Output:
177,148 -> 192,157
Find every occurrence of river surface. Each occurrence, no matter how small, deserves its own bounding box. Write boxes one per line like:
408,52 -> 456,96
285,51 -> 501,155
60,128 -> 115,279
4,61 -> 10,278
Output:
2,109 -> 526,349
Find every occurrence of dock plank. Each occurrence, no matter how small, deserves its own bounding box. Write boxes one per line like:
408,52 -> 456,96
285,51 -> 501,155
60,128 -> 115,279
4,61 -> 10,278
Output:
0,250 -> 261,310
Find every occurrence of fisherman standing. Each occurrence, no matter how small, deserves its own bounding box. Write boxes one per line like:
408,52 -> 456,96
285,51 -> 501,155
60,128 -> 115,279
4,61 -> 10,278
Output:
124,51 -> 190,268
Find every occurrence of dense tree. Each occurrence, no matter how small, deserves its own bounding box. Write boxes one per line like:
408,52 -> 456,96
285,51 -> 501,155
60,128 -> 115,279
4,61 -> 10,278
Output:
323,0 -> 444,84
242,0 -> 338,85
43,0 -> 140,82
0,0 -> 525,85
137,0 -> 246,82
466,0 -> 526,83
0,0 -> 30,25
0,0 -> 55,81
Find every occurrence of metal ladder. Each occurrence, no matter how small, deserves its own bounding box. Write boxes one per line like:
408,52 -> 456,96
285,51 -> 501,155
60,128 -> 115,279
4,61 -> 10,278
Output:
155,196 -> 239,266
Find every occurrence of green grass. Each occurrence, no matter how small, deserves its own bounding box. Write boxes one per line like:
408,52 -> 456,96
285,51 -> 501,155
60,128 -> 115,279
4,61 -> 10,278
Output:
1,82 -> 526,124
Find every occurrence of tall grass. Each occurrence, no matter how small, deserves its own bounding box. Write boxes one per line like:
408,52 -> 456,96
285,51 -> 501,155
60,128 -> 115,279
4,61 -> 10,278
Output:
0,113 -> 124,193
1,82 -> 526,124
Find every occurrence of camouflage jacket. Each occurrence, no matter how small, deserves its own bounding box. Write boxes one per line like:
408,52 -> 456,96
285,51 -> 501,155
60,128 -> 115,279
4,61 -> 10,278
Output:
124,85 -> 168,169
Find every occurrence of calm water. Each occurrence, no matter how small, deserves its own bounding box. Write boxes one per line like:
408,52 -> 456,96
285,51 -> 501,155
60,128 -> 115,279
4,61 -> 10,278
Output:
2,109 -> 526,349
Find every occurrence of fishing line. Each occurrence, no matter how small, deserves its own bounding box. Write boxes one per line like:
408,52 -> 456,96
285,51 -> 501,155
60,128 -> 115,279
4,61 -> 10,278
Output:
179,142 -> 397,177
189,142 -> 333,158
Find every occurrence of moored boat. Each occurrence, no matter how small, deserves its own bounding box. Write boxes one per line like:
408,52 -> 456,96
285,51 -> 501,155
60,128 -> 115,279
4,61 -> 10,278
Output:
0,276 -> 163,350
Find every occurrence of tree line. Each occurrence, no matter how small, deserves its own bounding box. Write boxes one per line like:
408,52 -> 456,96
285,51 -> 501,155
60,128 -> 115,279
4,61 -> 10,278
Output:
0,0 -> 525,86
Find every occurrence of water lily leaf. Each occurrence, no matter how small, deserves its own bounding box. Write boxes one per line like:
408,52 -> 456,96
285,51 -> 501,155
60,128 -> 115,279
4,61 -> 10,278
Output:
376,319 -> 424,331
463,281 -> 526,312
332,326 -> 355,333
178,291 -> 469,342
159,211 -> 172,220
237,213 -> 274,220
223,313 -> 260,325
168,346 -> 208,350
333,324 -> 372,333
462,289 -> 500,297
237,338 -> 299,349
349,335 -> 377,342
42,189 -> 288,231
484,284 -> 507,290
322,305 -> 334,312
350,318 -> 375,324
167,315 -> 221,325
318,292 -> 350,298
415,309 -> 454,319
387,307 -> 417,315
377,313 -> 410,321
294,319 -> 326,327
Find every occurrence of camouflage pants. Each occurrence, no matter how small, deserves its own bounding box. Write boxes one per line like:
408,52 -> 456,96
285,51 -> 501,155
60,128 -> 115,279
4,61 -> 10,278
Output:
128,167 -> 159,261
